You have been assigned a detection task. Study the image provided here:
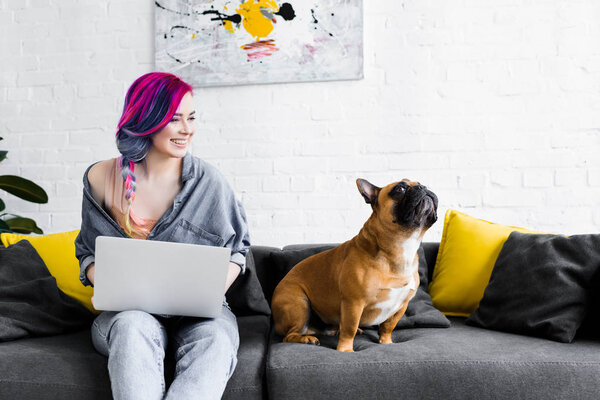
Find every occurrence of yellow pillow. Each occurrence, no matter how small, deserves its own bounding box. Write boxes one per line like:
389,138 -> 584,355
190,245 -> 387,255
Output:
428,209 -> 541,317
1,230 -> 98,314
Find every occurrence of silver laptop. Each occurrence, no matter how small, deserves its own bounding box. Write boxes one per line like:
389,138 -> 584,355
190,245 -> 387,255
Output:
93,236 -> 231,318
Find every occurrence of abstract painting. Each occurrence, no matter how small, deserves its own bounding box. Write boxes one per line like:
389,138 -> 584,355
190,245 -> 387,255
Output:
155,0 -> 363,87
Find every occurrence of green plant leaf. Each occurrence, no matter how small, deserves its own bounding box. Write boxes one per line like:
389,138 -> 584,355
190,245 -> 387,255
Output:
0,151 -> 7,162
0,175 -> 48,203
0,219 -> 10,231
4,217 -> 44,234
0,198 -> 4,212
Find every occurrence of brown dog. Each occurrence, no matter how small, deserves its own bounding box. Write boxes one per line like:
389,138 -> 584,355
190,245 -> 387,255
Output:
271,178 -> 438,352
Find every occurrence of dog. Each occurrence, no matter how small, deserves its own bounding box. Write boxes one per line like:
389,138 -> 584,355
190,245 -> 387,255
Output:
271,178 -> 438,352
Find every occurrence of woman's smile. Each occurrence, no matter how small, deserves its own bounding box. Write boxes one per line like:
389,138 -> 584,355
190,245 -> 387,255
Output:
170,138 -> 188,147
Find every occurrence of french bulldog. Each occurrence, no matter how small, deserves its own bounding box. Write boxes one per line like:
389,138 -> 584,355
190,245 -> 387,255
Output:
271,178 -> 438,352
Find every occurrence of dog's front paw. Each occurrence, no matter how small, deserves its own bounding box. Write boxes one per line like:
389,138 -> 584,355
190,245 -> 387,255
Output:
300,335 -> 320,345
336,339 -> 355,352
283,334 -> 320,345
379,335 -> 393,344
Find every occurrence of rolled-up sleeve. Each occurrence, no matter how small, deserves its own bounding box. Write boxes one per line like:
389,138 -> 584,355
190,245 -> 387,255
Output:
78,254 -> 95,286
74,165 -> 104,287
74,188 -> 98,287
226,197 -> 251,274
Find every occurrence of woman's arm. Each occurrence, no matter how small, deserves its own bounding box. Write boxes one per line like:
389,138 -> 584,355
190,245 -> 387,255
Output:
87,161 -> 109,206
225,262 -> 241,292
86,262 -> 95,286
76,160 -> 110,287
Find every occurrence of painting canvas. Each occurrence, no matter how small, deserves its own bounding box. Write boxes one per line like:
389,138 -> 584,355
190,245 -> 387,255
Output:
155,0 -> 363,87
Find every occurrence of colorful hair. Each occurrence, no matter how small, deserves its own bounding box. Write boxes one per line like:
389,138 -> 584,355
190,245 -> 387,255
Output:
115,72 -> 193,236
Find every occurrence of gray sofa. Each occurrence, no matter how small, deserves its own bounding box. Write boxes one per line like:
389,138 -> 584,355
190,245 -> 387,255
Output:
1,242 -> 599,400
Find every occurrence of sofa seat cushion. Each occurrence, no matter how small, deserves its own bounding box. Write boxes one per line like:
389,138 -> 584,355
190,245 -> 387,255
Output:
0,329 -> 112,400
223,315 -> 270,400
266,317 -> 600,400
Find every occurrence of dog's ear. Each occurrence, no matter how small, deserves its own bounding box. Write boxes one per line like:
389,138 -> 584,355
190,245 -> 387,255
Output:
356,179 -> 380,205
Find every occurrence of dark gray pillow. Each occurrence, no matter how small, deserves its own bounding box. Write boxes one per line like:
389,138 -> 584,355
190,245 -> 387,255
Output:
0,240 -> 95,342
225,249 -> 271,317
466,232 -> 600,343
269,245 -> 450,329
578,270 -> 600,338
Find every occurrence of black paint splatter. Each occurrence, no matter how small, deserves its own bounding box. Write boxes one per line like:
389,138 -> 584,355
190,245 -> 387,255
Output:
202,10 -> 242,24
157,0 -> 240,23
275,3 -> 295,21
168,25 -> 200,38
155,1 -> 190,16
166,25 -> 203,64
310,8 -> 335,37
167,53 -> 183,63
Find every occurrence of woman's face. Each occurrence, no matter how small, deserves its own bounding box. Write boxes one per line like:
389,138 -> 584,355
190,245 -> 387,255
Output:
151,91 -> 195,158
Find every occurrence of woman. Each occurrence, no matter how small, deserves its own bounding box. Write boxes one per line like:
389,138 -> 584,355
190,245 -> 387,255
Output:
74,72 -> 250,400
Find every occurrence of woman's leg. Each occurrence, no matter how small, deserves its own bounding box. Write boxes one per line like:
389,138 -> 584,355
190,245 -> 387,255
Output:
91,310 -> 168,400
165,305 -> 240,400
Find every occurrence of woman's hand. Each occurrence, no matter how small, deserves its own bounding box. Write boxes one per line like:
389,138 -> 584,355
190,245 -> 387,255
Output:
225,262 -> 241,292
86,262 -> 96,286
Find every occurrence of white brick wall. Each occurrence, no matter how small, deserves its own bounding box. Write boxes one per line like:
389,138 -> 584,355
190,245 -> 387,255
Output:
1,0 -> 600,246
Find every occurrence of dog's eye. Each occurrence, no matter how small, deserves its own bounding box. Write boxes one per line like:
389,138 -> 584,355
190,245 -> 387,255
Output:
392,185 -> 406,194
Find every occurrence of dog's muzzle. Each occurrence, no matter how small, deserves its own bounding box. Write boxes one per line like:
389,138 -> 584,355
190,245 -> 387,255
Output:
394,185 -> 438,228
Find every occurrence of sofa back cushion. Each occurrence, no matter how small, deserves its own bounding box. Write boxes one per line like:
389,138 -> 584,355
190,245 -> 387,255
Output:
466,232 -> 600,343
225,246 -> 275,317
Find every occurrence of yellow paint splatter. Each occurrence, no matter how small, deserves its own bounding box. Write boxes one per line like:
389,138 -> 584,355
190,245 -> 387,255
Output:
223,20 -> 235,33
236,0 -> 279,41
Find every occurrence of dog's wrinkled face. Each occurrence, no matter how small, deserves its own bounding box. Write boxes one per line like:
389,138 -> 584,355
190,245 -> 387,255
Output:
357,178 -> 438,230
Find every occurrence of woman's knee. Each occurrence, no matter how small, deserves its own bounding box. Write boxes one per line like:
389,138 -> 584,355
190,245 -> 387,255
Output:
109,310 -> 167,349
175,320 -> 239,358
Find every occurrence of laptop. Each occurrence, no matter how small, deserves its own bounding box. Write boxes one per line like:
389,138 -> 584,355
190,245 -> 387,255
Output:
93,236 -> 231,318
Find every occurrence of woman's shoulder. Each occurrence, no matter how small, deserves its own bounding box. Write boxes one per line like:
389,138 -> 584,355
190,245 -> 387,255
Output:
87,158 -> 116,183
192,156 -> 231,190
86,158 -> 117,205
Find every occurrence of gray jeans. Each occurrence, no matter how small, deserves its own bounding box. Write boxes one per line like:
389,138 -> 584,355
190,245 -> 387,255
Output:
91,305 -> 239,400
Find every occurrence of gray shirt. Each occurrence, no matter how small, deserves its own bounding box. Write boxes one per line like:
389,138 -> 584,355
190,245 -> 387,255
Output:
75,152 -> 251,287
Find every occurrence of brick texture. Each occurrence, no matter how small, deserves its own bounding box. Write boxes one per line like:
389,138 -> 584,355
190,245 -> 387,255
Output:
1,0 -> 599,246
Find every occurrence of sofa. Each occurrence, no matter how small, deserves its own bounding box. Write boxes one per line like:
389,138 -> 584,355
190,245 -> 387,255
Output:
1,236 -> 600,400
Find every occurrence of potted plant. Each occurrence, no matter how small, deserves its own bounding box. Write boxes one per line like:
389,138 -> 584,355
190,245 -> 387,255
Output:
0,136 -> 48,234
